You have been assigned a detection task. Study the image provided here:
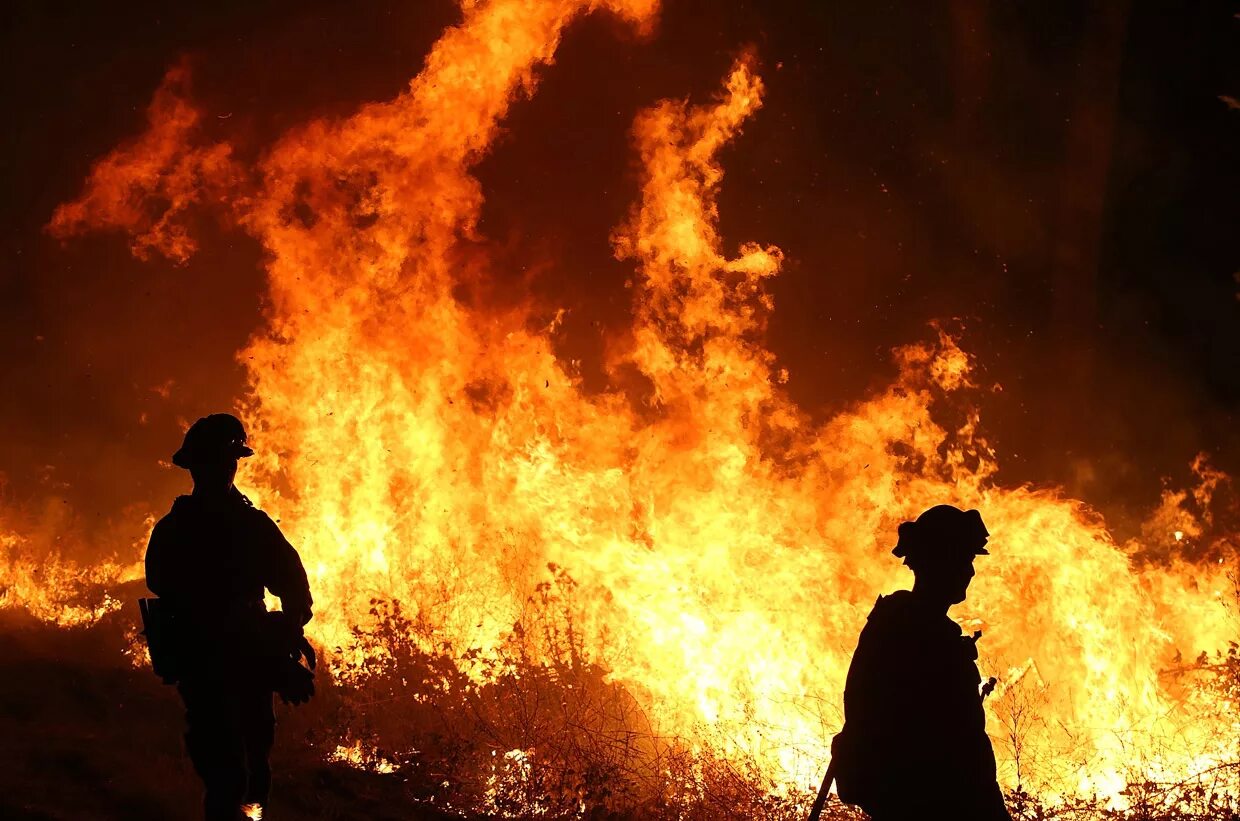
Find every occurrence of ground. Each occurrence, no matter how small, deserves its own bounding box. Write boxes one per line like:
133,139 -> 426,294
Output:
0,608 -> 461,821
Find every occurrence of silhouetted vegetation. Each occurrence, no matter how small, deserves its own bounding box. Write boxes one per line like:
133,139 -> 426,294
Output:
2,573 -> 1239,819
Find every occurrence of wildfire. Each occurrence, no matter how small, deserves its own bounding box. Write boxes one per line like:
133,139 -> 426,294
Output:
0,510 -> 143,627
330,741 -> 399,775
14,0 -> 1239,814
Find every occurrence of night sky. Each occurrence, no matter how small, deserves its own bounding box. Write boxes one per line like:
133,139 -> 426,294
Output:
2,0 -> 1237,550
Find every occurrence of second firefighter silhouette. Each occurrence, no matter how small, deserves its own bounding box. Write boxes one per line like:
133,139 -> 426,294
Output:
143,414 -> 316,821
831,505 -> 1011,821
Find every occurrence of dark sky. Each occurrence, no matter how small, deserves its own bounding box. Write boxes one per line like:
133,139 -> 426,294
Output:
1,0 -> 1237,547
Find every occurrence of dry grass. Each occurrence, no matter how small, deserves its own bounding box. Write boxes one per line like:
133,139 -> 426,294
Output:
1,579 -> 1237,820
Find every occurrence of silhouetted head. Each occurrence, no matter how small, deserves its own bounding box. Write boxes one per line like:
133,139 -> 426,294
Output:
893,505 -> 990,606
172,413 -> 253,495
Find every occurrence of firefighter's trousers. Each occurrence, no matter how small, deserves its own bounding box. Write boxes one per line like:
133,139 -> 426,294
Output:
178,673 -> 275,821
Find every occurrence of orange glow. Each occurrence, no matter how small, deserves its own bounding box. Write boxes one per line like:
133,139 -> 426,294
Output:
46,62 -> 239,264
28,0 -> 1240,812
0,509 -> 143,627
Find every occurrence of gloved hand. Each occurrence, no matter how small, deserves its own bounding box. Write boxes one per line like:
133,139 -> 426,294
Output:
274,630 -> 317,709
295,634 -> 317,671
277,655 -> 316,706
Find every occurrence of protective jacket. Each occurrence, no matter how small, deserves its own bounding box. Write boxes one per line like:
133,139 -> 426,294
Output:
832,590 -> 1010,820
145,488 -> 312,666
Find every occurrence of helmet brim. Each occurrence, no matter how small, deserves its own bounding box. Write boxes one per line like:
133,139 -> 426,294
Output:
171,444 -> 254,469
891,543 -> 989,559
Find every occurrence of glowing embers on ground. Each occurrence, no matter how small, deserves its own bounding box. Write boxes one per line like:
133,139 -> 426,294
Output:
29,0 -> 1240,815
330,741 -> 399,775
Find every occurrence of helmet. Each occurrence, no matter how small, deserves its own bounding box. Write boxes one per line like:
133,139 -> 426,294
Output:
171,413 -> 254,469
892,505 -> 989,564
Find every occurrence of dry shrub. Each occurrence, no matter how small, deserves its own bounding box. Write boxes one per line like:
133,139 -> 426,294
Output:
312,567 -> 833,819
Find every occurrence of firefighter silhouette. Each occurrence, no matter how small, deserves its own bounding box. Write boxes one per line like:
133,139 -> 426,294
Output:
828,505 -> 1011,821
143,414 -> 315,821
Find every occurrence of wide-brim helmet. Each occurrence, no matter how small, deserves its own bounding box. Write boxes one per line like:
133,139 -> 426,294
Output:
892,504 -> 990,563
171,413 -> 255,469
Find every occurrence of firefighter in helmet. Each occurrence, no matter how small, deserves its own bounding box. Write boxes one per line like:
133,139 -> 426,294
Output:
830,505 -> 1011,820
144,413 -> 314,820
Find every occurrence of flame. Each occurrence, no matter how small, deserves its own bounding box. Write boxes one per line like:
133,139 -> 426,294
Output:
0,506 -> 143,627
34,0 -> 1240,812
46,62 -> 238,264
330,741 -> 398,775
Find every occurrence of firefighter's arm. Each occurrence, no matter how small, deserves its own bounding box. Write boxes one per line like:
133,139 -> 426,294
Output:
258,513 -> 313,627
144,517 -> 174,596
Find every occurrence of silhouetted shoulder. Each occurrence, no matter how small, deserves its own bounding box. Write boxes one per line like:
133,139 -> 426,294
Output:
866,590 -> 915,623
860,591 -> 926,645
145,497 -> 194,597
235,500 -> 295,551
242,502 -> 284,533
151,495 -> 192,530
864,589 -> 962,642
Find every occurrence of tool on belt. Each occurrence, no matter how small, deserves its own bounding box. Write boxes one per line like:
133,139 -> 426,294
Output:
138,598 -> 316,704
138,597 -> 183,684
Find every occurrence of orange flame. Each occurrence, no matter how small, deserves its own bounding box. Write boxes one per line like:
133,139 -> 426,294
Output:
36,0 -> 1240,809
45,62 -> 238,264
0,505 -> 144,627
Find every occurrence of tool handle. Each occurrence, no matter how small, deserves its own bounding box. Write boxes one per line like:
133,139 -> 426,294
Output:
807,761 -> 836,821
